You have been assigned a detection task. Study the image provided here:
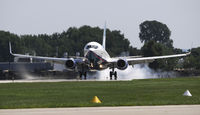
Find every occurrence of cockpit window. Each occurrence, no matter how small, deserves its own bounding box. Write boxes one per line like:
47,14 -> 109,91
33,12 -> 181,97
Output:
86,45 -> 91,49
93,45 -> 98,49
86,45 -> 98,49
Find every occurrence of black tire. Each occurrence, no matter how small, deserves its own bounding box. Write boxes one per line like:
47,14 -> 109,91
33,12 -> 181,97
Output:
110,71 -> 113,80
79,72 -> 82,80
84,72 -> 87,80
114,71 -> 117,80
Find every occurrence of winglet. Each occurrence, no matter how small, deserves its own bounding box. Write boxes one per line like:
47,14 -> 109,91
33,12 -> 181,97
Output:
102,21 -> 106,49
9,42 -> 13,55
186,52 -> 191,56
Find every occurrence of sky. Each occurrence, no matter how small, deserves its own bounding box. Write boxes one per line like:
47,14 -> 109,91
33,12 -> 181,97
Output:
0,0 -> 200,49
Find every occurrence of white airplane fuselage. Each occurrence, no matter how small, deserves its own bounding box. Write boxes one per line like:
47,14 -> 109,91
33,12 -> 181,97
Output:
84,42 -> 111,70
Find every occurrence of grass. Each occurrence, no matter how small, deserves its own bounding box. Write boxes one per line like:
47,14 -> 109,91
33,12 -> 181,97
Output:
0,77 -> 200,109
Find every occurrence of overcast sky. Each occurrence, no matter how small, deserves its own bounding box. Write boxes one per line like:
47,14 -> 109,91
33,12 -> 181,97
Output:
0,0 -> 200,49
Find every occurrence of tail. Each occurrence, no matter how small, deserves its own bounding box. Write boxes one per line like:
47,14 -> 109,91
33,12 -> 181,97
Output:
102,22 -> 106,49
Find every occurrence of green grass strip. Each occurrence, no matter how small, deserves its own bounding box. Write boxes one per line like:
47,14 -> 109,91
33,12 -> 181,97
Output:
0,77 -> 200,109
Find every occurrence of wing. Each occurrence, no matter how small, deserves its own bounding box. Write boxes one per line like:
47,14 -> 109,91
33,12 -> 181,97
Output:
109,52 -> 190,65
11,53 -> 68,64
9,42 -> 85,64
126,52 -> 190,65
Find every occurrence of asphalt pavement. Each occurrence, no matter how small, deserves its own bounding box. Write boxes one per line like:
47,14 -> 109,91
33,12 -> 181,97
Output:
0,105 -> 200,115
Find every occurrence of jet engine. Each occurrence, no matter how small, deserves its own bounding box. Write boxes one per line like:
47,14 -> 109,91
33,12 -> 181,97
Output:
116,59 -> 128,70
65,59 -> 76,69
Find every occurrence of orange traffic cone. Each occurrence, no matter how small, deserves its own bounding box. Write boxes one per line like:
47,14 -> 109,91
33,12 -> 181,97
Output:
91,96 -> 102,103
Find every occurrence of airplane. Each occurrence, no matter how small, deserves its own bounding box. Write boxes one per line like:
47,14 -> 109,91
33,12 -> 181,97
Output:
9,23 -> 190,80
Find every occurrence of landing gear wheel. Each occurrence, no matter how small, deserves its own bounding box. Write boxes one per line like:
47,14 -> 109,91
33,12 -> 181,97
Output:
114,71 -> 117,80
79,72 -> 87,80
110,71 -> 113,80
84,72 -> 87,80
110,71 -> 117,80
79,72 -> 82,80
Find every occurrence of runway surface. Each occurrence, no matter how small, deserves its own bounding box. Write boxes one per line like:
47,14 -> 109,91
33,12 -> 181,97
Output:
0,105 -> 200,115
0,79 -> 80,83
0,79 -> 119,83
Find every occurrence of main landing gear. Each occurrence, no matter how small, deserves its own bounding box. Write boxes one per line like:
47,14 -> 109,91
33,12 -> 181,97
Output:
110,67 -> 117,80
79,64 -> 88,80
79,71 -> 87,80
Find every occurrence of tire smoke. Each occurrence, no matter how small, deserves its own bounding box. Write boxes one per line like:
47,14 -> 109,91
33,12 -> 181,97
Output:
93,64 -> 177,80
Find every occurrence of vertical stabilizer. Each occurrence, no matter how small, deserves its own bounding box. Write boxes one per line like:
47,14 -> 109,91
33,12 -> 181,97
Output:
102,22 -> 106,49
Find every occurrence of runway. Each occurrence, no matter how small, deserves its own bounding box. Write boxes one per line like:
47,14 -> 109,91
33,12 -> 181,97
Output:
0,105 -> 200,115
0,79 -> 82,83
0,79 -> 122,83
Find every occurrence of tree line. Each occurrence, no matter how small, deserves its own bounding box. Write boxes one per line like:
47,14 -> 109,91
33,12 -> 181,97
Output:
0,26 -> 139,61
0,21 -> 199,70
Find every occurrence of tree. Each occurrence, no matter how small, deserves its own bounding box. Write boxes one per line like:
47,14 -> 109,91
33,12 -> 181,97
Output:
183,47 -> 200,69
139,20 -> 178,70
0,31 -> 22,62
141,40 -> 176,70
141,40 -> 164,70
139,20 -> 173,48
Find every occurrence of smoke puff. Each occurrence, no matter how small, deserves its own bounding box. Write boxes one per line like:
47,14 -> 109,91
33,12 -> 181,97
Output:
89,64 -> 177,80
20,63 -> 177,80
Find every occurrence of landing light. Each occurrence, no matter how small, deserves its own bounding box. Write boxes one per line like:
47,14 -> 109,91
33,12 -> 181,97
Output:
99,64 -> 103,68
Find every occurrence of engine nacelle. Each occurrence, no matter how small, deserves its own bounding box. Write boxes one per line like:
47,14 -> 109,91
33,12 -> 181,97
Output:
65,59 -> 76,69
116,59 -> 128,70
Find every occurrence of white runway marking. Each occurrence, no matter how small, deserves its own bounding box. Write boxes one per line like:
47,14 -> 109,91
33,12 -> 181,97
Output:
0,105 -> 200,115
